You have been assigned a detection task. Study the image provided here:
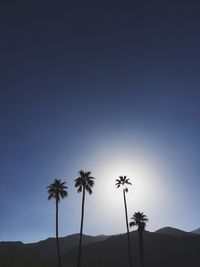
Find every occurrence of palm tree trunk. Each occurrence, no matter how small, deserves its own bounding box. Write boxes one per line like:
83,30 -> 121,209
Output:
56,200 -> 62,267
139,230 -> 144,267
77,186 -> 85,267
123,189 -> 133,267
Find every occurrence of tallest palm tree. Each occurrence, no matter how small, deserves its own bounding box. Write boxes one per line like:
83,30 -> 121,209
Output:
75,170 -> 95,267
115,176 -> 133,267
47,179 -> 68,267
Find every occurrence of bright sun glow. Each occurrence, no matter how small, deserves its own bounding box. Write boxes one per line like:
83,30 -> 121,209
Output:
78,138 -> 168,233
95,155 -> 162,208
89,143 -> 165,222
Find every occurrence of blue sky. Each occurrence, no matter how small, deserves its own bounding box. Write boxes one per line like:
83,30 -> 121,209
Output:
0,1 -> 200,243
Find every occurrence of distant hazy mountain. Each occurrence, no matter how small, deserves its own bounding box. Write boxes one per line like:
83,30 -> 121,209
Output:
25,233 -> 108,257
0,234 -> 108,267
0,230 -> 200,267
192,228 -> 200,235
155,226 -> 195,237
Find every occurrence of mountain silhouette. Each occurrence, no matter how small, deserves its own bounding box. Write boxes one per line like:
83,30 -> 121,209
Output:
155,226 -> 196,237
0,234 -> 107,267
191,228 -> 200,235
0,229 -> 199,267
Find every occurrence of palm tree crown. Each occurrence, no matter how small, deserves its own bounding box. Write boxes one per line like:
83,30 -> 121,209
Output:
47,179 -> 68,202
115,175 -> 132,192
75,170 -> 95,194
129,212 -> 148,231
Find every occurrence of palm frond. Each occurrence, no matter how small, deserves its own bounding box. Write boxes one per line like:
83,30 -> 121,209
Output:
129,221 -> 136,228
86,172 -> 94,178
126,178 -> 132,185
60,190 -> 68,198
48,193 -> 54,200
115,179 -> 121,185
87,179 -> 94,187
85,185 -> 93,194
79,170 -> 85,177
75,178 -> 83,187
77,186 -> 82,193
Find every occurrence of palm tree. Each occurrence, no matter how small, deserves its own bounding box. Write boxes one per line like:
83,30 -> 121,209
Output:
115,176 -> 133,267
129,212 -> 148,267
47,179 -> 68,267
75,170 -> 95,267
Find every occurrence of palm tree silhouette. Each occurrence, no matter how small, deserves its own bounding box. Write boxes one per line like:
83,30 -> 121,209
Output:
47,179 -> 68,267
115,176 -> 133,267
129,212 -> 148,267
75,170 -> 95,267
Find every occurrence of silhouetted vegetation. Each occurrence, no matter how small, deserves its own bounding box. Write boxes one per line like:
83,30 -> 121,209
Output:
130,212 -> 148,267
47,179 -> 68,267
74,170 -> 95,267
1,169 -> 198,267
115,176 -> 133,267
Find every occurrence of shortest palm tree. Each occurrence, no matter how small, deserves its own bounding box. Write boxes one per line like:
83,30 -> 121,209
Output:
47,179 -> 68,267
129,212 -> 148,267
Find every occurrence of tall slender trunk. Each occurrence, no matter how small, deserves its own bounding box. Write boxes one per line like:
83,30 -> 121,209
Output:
77,186 -> 85,267
123,189 -> 133,267
56,200 -> 62,267
139,230 -> 144,267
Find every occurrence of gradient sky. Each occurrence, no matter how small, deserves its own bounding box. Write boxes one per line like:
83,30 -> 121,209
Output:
0,1 -> 200,243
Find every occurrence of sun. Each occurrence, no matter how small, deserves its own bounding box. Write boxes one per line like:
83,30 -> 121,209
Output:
91,149 -> 164,218
79,138 -> 167,233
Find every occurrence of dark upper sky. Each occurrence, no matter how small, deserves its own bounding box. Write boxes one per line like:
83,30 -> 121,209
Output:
0,0 -> 200,243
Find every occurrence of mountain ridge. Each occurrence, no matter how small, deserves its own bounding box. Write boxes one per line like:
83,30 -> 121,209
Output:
1,226 -> 200,244
191,227 -> 200,235
0,228 -> 199,267
155,226 -> 197,237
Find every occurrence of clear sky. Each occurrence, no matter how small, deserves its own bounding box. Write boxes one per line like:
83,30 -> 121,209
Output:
0,1 -> 200,243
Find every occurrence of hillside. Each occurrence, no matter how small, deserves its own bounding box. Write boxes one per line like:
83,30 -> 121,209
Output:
155,226 -> 195,237
0,234 -> 107,267
191,228 -> 200,235
0,230 -> 199,267
62,231 -> 200,267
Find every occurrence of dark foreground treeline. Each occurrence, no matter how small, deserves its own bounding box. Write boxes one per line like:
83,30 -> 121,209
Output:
0,230 -> 200,267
